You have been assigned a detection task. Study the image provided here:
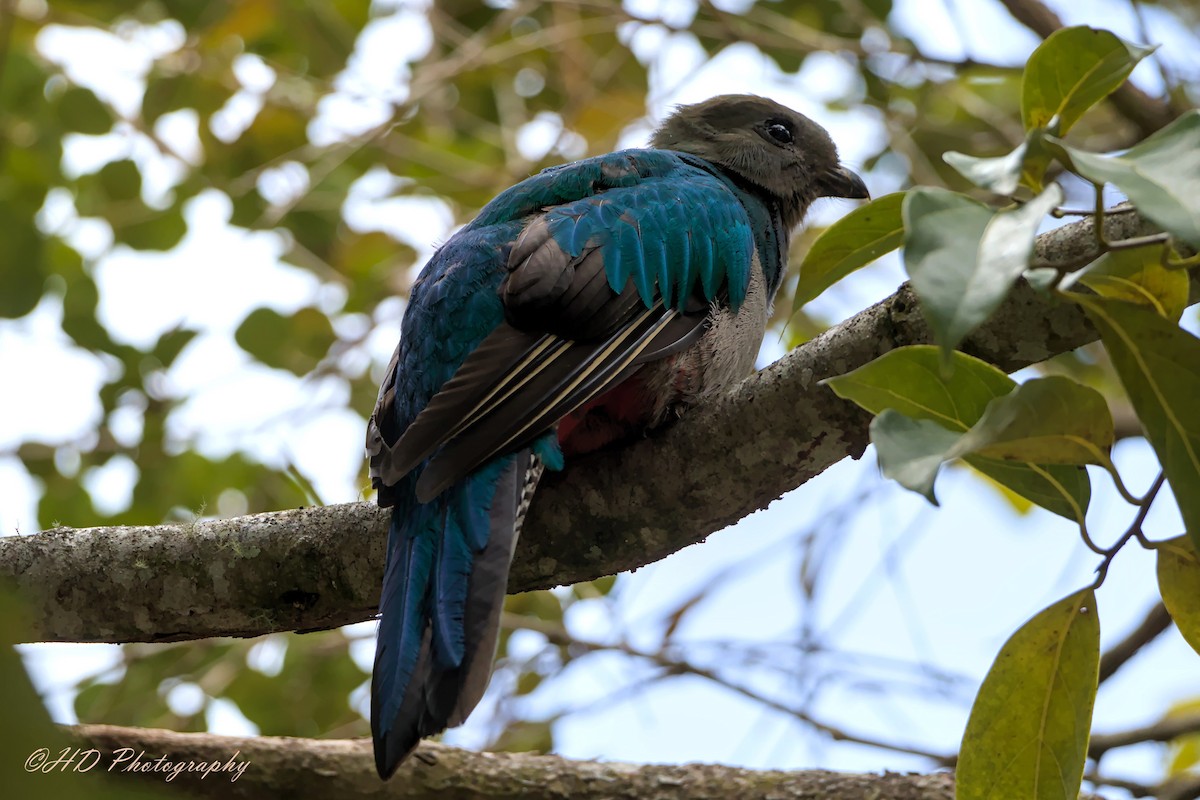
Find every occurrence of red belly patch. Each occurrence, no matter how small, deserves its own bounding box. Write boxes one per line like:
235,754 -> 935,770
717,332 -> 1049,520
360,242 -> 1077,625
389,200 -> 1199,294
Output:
556,374 -> 652,457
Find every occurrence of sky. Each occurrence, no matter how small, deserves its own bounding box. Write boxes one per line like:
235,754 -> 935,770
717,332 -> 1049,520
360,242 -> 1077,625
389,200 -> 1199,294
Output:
2,0 -> 1198,794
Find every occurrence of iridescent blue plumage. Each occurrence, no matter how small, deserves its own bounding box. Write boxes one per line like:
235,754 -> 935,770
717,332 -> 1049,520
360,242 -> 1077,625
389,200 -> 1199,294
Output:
367,96 -> 867,779
508,151 -> 763,312
371,149 -> 778,776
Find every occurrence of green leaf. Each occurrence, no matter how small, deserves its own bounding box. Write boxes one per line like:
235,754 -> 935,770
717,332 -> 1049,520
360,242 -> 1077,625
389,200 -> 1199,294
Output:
1157,537 -> 1200,657
944,140 -> 1028,196
515,670 -> 544,696
235,306 -> 336,375
828,347 -> 1091,519
571,574 -> 617,600
113,204 -> 188,251
945,131 -> 1060,195
229,189 -> 269,229
825,345 -> 1014,428
1048,112 -> 1200,248
1021,26 -> 1155,135
792,192 -> 905,310
1076,296 -> 1200,550
957,588 -> 1099,800
960,376 -> 1114,465
53,85 -> 114,135
504,590 -> 565,626
903,189 -> 994,350
492,719 -> 555,754
97,159 -> 142,203
903,185 -> 1063,358
0,199 -> 44,318
966,457 -> 1091,523
142,72 -> 229,123
974,184 -> 1064,294
1165,698 -> 1200,775
1019,131 -> 1057,193
870,409 -> 964,503
1078,244 -> 1189,319
869,378 -> 1106,505
152,327 -> 199,369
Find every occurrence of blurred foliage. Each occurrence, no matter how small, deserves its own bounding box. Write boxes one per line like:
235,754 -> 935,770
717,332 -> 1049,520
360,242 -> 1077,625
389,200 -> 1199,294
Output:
0,587 -> 171,799
6,0 -> 1185,527
75,632 -> 373,738
3,0 -> 1199,787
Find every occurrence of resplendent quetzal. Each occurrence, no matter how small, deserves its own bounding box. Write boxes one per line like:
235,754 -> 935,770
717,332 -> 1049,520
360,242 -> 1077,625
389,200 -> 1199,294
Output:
365,94 -> 867,778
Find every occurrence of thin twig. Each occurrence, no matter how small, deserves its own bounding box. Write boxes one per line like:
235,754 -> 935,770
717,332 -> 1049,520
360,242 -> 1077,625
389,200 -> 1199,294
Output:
500,612 -> 955,765
1130,0 -> 1176,97
1092,471 -> 1165,588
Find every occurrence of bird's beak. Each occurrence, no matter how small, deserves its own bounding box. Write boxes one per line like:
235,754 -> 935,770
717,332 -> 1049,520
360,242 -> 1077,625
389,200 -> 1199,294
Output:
818,165 -> 869,200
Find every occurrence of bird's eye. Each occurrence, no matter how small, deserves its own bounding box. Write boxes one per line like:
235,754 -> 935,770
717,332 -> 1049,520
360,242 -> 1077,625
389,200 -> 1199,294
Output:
766,121 -> 793,144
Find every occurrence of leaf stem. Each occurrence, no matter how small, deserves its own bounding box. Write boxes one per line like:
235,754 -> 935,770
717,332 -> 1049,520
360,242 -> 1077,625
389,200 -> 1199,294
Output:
1097,453 -> 1142,506
1164,249 -> 1200,269
1092,471 -> 1164,588
1050,206 -> 1138,219
1078,518 -> 1105,555
1104,232 -> 1171,252
1093,184 -> 1108,250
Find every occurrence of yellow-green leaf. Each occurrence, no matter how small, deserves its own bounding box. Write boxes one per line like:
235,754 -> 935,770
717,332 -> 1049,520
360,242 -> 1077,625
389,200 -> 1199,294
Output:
793,192 -> 904,311
961,376 -> 1114,465
1077,296 -> 1200,550
1022,26 -> 1155,135
826,346 -> 1091,521
1157,537 -> 1200,656
957,588 -> 1100,800
824,346 -> 1014,429
966,458 -> 1090,524
1078,244 -> 1189,320
1163,697 -> 1200,775
867,377 -> 1106,506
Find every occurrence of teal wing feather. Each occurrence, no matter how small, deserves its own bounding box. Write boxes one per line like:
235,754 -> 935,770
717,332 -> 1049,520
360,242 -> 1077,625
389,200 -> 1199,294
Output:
535,154 -> 755,312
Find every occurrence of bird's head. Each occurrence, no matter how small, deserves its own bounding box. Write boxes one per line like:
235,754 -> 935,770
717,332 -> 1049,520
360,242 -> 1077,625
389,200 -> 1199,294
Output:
650,94 -> 868,227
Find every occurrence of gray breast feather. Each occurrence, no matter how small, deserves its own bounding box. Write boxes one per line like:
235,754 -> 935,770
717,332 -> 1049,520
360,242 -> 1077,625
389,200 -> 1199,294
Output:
635,252 -> 772,423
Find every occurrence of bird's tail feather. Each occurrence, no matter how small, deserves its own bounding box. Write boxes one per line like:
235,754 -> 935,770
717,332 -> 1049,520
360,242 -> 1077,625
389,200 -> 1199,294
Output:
372,449 -> 531,779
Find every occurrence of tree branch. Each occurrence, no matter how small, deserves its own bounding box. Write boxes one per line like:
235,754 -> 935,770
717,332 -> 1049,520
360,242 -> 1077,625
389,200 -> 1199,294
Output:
1089,714 -> 1200,760
1098,601 -> 1173,683
53,724 -> 958,800
2,210 -> 1196,644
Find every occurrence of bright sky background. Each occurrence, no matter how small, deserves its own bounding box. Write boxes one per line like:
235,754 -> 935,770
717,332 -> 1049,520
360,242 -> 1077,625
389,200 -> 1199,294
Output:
3,0 -> 1198,794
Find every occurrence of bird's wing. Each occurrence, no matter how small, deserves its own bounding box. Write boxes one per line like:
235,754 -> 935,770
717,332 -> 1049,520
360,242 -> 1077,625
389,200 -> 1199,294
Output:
369,150 -> 758,503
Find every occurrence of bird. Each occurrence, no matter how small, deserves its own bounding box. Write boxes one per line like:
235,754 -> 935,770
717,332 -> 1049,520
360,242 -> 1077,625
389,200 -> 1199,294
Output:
365,93 -> 868,778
